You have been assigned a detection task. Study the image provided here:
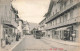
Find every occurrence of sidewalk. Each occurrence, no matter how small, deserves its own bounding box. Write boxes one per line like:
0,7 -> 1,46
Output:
1,36 -> 25,51
41,37 -> 80,51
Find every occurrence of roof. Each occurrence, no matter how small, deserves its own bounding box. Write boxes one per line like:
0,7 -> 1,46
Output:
11,4 -> 18,14
17,18 -> 24,23
44,0 -> 54,17
23,21 -> 29,25
44,0 -> 59,17
16,15 -> 19,18
39,18 -> 46,25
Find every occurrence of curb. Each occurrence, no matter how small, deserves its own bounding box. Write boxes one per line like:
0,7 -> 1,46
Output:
42,37 -> 80,47
9,36 -> 25,51
41,37 -> 80,51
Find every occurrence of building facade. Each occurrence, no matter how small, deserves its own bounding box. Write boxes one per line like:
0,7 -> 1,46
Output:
23,21 -> 30,35
0,0 -> 19,48
17,18 -> 23,37
44,0 -> 80,42
39,18 -> 46,36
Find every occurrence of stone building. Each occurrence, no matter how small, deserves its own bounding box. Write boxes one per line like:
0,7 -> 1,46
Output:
0,0 -> 19,48
44,0 -> 80,42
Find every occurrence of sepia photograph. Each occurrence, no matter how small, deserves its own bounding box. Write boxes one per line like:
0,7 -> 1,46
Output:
0,0 -> 80,51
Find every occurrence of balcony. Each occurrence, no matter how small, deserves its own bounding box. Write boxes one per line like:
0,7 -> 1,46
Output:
1,17 -> 11,25
46,12 -> 59,23
46,0 -> 80,23
46,16 -> 80,30
1,17 -> 18,28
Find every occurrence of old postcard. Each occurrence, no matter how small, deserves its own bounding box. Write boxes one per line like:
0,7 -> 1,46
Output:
0,0 -> 80,51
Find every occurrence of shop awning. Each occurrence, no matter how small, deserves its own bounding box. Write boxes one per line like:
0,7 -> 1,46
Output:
56,27 -> 68,31
4,24 -> 17,28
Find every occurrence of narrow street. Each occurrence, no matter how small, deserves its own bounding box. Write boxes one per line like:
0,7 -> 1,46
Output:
1,0 -> 80,51
12,35 -> 52,51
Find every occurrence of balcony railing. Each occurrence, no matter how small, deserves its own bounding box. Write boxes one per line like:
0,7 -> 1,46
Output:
46,16 -> 80,30
46,1 -> 80,23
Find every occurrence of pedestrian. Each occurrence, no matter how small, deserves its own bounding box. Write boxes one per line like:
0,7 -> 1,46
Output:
7,35 -> 11,45
16,33 -> 19,41
6,36 -> 8,45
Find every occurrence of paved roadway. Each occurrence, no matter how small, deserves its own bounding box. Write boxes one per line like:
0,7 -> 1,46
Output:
12,35 -> 52,51
12,35 -> 80,51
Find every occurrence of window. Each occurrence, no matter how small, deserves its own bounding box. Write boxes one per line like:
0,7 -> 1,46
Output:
54,20 -> 56,25
61,16 -> 64,23
56,9 -> 57,13
64,14 -> 68,21
50,22 -> 52,26
52,20 -> 54,25
55,19 -> 57,25
59,17 -> 61,23
9,29 -> 12,34
53,12 -> 54,16
60,4 -> 63,11
70,10 -> 73,18
5,29 -> 8,34
54,31 -> 57,35
57,18 -> 60,24
64,2 -> 67,8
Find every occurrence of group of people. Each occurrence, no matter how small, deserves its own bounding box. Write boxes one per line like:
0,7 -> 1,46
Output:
6,33 -> 21,45
6,35 -> 12,45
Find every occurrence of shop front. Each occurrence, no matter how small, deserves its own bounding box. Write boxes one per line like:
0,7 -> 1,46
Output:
1,24 -> 17,47
46,29 -> 52,38
55,25 -> 77,41
52,29 -> 58,39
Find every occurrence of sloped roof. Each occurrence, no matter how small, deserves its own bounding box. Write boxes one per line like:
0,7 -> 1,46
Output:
44,0 -> 54,17
44,0 -> 60,17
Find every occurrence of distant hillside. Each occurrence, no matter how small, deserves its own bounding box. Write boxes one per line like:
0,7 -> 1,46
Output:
28,22 -> 39,31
